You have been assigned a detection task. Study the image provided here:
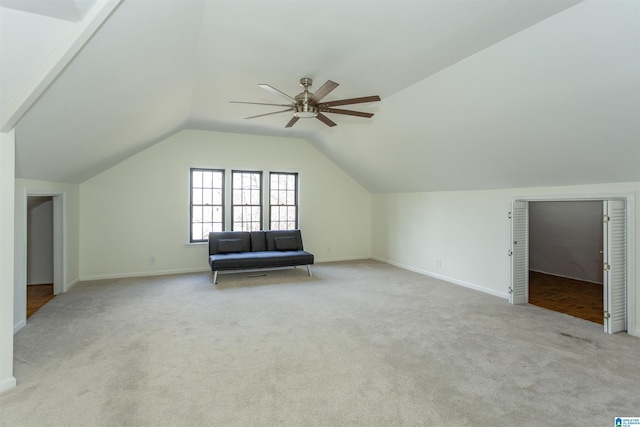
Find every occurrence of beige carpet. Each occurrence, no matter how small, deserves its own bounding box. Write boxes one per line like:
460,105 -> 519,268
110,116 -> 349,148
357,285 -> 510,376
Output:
2,260 -> 639,426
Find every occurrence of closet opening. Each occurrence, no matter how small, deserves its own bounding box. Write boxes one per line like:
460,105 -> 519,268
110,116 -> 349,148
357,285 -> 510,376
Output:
510,197 -> 630,334
528,201 -> 603,324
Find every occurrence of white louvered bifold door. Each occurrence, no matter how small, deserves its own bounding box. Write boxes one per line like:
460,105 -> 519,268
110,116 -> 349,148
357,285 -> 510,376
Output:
510,201 -> 529,304
603,200 -> 627,334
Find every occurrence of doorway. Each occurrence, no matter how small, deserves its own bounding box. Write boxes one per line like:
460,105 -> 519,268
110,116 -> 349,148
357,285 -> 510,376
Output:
26,196 -> 55,317
510,197 -> 629,334
528,201 -> 603,324
18,191 -> 65,327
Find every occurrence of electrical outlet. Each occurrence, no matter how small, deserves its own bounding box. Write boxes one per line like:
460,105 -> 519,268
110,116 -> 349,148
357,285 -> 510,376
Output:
149,256 -> 157,265
436,259 -> 442,268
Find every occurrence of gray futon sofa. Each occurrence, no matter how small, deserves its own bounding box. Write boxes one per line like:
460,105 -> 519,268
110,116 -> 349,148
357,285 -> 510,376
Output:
208,229 -> 314,284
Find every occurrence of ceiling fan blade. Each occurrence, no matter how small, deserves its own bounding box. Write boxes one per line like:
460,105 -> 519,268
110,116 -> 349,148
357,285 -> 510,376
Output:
318,95 -> 381,108
318,107 -> 374,118
285,116 -> 299,128
258,84 -> 296,103
310,80 -> 339,103
231,101 -> 293,107
245,108 -> 294,119
316,113 -> 337,127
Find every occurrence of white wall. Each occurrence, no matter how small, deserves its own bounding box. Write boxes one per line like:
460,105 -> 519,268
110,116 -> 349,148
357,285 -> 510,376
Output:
79,129 -> 372,279
529,201 -> 603,283
0,130 -> 16,392
14,179 -> 81,330
27,198 -> 54,285
372,182 -> 639,337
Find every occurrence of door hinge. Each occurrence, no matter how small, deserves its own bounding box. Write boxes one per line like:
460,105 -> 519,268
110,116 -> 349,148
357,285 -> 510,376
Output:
508,287 -> 513,294
508,211 -> 512,219
604,311 -> 611,319
604,262 -> 611,271
603,214 -> 610,223
508,250 -> 513,256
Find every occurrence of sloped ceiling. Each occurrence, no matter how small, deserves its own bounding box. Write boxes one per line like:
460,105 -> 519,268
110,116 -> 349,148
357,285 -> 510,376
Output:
2,0 -> 639,192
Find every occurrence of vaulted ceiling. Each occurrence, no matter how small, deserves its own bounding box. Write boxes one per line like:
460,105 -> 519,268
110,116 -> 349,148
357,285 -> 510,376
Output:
1,0 -> 639,192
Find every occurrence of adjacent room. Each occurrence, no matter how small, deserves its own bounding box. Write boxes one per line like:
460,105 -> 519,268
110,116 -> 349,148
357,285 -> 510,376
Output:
528,200 -> 605,324
1,0 -> 639,425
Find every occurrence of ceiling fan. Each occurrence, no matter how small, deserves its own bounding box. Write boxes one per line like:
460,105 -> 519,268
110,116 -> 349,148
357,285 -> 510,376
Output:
230,77 -> 381,128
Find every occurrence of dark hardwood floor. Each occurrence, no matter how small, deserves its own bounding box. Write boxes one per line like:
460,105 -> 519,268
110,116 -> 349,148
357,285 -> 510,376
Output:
27,284 -> 55,319
528,271 -> 603,325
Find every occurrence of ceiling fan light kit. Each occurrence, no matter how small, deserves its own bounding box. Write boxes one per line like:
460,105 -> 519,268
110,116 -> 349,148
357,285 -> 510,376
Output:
294,104 -> 318,118
231,77 -> 380,127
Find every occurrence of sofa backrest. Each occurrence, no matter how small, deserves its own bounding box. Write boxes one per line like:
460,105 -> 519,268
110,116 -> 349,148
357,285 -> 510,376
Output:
208,231 -> 251,255
265,230 -> 303,251
208,230 -> 304,254
250,231 -> 267,252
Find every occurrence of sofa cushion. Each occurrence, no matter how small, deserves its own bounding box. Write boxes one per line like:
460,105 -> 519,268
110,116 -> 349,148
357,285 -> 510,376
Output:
209,250 -> 314,271
209,231 -> 251,255
218,238 -> 243,253
275,236 -> 298,251
265,230 -> 303,251
250,231 -> 267,252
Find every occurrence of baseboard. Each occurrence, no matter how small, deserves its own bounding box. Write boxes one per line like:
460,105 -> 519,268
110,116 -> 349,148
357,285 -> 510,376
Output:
315,256 -> 370,263
13,319 -> 26,334
372,256 -> 510,300
65,277 -> 80,292
529,269 -> 603,285
79,267 -> 210,282
0,376 -> 17,394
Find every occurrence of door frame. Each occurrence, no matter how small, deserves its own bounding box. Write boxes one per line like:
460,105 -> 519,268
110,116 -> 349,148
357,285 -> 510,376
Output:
16,189 -> 66,330
509,192 -> 636,336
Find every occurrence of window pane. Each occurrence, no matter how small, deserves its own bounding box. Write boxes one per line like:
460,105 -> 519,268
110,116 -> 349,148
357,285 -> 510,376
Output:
233,174 -> 242,189
202,206 -> 213,222
201,171 -> 212,188
213,206 -> 222,222
192,206 -> 202,223
193,189 -> 202,205
192,171 -> 202,188
192,224 -> 202,241
250,189 -> 260,205
212,173 -> 222,188
202,189 -> 213,205
251,206 -> 261,221
213,189 -> 223,205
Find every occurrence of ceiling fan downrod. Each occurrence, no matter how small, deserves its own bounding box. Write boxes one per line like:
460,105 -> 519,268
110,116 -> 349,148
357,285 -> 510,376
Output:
294,78 -> 318,118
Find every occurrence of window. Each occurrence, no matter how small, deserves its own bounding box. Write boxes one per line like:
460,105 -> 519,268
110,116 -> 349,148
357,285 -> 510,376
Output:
232,170 -> 262,231
190,168 -> 224,242
269,172 -> 298,230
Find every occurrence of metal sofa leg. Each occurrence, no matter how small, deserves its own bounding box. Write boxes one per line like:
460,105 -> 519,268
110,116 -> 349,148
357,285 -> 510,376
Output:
306,265 -> 312,277
213,271 -> 218,285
